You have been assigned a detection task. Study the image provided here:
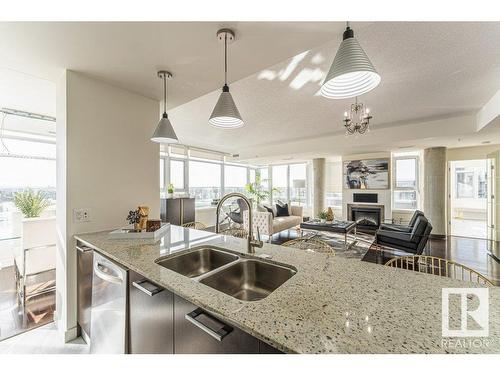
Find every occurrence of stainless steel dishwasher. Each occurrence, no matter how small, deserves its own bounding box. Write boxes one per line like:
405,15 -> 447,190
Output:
76,242 -> 93,344
90,252 -> 128,354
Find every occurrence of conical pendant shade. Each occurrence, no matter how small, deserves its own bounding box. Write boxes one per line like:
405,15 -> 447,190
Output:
151,113 -> 178,143
209,89 -> 244,129
321,36 -> 380,99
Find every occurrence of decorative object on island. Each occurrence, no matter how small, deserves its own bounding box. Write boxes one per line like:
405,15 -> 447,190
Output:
326,207 -> 335,222
151,70 -> 178,144
321,22 -> 380,99
317,210 -> 329,223
138,206 -> 150,230
146,219 -> 161,232
167,183 -> 174,198
344,158 -> 389,189
343,96 -> 372,135
127,209 -> 141,231
160,197 -> 195,226
292,179 -> 306,206
209,28 -> 244,129
13,188 -> 50,218
245,172 -> 279,204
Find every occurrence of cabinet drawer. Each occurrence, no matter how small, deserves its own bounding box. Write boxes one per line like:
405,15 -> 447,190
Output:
129,271 -> 174,354
174,295 -> 259,354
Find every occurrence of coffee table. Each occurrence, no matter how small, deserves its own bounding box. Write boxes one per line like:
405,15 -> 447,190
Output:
300,220 -> 357,249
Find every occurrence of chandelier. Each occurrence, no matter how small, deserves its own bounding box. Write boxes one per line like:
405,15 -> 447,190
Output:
343,97 -> 372,135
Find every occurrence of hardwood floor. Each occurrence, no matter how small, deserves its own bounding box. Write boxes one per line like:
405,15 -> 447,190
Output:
0,265 -> 55,342
362,235 -> 500,286
271,229 -> 500,286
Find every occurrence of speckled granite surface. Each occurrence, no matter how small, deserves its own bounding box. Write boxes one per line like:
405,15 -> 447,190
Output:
75,226 -> 500,354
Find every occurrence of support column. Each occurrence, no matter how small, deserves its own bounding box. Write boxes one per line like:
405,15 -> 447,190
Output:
312,158 -> 326,218
423,147 -> 447,238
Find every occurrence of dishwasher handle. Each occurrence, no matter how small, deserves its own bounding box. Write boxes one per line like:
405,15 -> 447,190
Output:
132,279 -> 164,296
94,262 -> 123,285
185,308 -> 233,342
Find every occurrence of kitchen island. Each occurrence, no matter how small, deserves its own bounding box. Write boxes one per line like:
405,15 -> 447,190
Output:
75,225 -> 500,354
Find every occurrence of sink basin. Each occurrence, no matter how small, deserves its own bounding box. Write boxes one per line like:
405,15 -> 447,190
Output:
200,259 -> 296,301
156,247 -> 238,278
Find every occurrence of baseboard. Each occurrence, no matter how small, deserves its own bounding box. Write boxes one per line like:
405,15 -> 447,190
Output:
63,325 -> 79,343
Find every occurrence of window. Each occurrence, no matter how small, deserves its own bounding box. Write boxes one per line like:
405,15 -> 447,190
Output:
272,165 -> 288,203
289,163 -> 307,206
170,159 -> 185,190
394,158 -> 417,189
0,140 -> 56,243
189,160 -> 221,207
478,171 -> 487,198
393,153 -> 420,210
455,170 -> 474,198
325,161 -> 342,208
224,165 -> 247,194
249,169 -> 256,184
160,158 -> 165,190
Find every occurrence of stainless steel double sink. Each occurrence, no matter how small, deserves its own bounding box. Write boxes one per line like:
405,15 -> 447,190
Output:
155,246 -> 296,301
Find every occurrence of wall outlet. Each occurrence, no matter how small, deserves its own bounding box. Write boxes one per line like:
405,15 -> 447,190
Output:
74,208 -> 91,223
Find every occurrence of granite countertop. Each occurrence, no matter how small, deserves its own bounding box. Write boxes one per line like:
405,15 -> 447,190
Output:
75,226 -> 500,354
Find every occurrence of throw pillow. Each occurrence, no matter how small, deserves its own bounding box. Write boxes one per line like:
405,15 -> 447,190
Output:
276,202 -> 290,217
263,205 -> 275,218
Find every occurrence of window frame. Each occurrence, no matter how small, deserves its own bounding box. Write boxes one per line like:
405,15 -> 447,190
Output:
392,155 -> 420,211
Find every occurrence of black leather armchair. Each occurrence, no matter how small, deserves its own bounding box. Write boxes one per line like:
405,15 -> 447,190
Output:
379,210 -> 425,233
375,215 -> 433,255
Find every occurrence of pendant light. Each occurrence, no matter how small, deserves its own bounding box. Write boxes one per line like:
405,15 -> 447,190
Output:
209,29 -> 244,129
321,22 -> 380,100
151,70 -> 178,143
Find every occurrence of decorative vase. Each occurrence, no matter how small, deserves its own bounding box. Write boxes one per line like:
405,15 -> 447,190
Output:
133,222 -> 141,232
326,207 -> 334,222
167,192 -> 174,198
320,218 -> 326,223
138,206 -> 150,230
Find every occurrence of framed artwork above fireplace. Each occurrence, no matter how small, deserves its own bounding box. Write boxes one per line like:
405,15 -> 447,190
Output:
344,158 -> 390,190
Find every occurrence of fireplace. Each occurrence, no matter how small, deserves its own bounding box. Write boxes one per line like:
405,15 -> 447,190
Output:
347,204 -> 384,233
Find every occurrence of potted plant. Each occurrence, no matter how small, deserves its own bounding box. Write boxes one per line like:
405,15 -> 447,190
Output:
244,172 -> 279,205
167,183 -> 174,198
14,189 -> 50,218
318,210 -> 328,223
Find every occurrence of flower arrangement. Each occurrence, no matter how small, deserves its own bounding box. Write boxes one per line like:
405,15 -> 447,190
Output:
127,209 -> 141,230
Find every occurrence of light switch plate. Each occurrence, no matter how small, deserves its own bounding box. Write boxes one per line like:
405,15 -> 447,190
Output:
74,208 -> 91,223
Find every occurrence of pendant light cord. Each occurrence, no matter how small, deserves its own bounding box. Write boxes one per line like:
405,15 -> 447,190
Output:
224,33 -> 228,85
163,74 -> 167,114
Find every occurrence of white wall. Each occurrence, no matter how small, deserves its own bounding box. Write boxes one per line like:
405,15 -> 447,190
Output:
56,70 -> 159,341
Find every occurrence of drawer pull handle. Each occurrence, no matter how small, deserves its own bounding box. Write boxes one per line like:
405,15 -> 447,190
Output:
185,308 -> 233,341
132,280 -> 164,296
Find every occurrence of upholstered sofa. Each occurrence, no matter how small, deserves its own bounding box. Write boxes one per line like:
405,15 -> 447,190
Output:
243,205 -> 303,241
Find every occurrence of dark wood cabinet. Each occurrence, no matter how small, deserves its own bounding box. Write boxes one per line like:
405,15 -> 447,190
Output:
160,197 -> 195,225
174,295 -> 262,354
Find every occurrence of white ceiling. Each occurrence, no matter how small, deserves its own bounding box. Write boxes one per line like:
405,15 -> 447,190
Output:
168,22 -> 500,161
0,22 -> 357,108
0,21 -> 499,161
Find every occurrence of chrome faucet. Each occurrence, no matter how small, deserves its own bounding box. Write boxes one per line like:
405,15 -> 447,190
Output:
215,192 -> 264,254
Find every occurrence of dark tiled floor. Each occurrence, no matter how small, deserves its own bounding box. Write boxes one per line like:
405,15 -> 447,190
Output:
0,266 -> 55,342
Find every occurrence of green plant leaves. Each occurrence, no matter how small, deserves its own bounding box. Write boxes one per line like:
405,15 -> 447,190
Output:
13,189 -> 50,218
